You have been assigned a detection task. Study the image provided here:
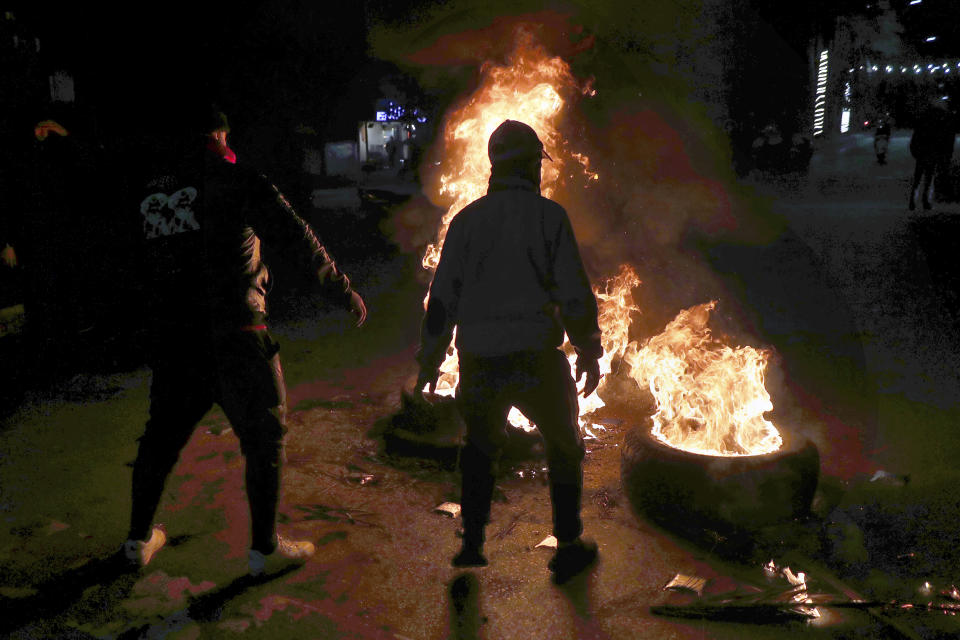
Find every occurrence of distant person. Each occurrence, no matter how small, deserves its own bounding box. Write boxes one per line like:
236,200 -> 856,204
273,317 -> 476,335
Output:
751,122 -> 786,173
123,108 -> 367,577
909,98 -> 956,210
385,135 -> 399,169
415,120 -> 602,584
17,114 -> 91,373
874,118 -> 891,165
788,131 -> 813,175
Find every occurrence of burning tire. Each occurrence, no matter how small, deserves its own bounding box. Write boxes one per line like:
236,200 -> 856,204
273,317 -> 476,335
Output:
620,418 -> 819,531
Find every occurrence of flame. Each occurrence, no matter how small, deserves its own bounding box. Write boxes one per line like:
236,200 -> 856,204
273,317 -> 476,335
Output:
421,29 -> 589,271
420,29 -> 782,456
623,302 -> 782,456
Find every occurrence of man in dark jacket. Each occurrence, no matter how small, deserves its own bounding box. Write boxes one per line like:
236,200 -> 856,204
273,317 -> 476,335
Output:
122,109 -> 367,577
909,98 -> 956,210
416,120 -> 602,584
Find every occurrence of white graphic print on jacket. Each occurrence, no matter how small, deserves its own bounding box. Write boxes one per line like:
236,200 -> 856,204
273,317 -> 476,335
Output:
140,187 -> 200,239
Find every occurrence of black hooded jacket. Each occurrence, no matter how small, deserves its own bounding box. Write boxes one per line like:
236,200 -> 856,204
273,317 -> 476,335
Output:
134,145 -> 354,339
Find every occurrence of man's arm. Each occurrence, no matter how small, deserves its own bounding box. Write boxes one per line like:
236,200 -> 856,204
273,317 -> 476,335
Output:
415,215 -> 465,392
550,210 -> 603,395
250,175 -> 366,325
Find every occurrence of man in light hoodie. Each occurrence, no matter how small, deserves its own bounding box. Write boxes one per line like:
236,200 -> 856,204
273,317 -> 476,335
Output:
416,120 -> 601,584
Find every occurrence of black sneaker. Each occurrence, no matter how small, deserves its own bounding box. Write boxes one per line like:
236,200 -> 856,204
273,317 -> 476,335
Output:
548,539 -> 598,584
452,545 -> 488,568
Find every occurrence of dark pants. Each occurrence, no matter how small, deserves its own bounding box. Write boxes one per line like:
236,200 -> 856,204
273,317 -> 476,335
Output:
910,158 -> 945,206
456,349 -> 585,545
129,328 -> 287,553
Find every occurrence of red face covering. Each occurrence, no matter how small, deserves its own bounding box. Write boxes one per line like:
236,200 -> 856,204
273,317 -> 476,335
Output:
206,132 -> 237,164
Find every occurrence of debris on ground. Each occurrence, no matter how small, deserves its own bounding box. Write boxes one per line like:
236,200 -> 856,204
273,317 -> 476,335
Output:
870,470 -> 910,486
492,511 -> 525,541
535,535 -> 557,549
653,562 -> 826,624
293,504 -> 381,527
582,423 -> 607,441
651,602 -> 814,623
317,466 -> 379,487
663,573 -> 708,596
592,487 -> 618,519
434,502 -> 461,518
344,471 -> 377,485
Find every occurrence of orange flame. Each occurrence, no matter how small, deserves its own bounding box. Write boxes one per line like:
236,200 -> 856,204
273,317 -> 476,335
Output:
422,29 -> 589,271
623,301 -> 783,456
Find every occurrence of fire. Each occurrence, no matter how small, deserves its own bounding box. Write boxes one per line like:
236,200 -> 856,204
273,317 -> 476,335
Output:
420,29 -> 783,456
421,29 -> 590,272
623,302 -> 783,456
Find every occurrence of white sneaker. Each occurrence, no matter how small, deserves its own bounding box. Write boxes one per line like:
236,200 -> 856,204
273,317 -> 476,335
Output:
123,524 -> 167,567
248,535 -> 316,577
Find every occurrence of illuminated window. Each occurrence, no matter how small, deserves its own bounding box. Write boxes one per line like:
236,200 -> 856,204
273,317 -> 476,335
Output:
813,50 -> 829,137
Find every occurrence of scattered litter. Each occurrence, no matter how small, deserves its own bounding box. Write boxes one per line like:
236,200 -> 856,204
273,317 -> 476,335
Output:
593,418 -> 622,427
593,488 -> 618,519
918,581 -> 934,597
344,471 -> 377,486
943,585 -> 960,601
782,567 -> 820,618
47,520 -> 70,535
515,467 -> 548,481
434,502 -> 461,518
535,535 -> 558,549
317,466 -> 380,487
652,603 -> 812,623
293,504 -> 381,527
650,602 -> 807,624
763,559 -> 779,579
663,573 -> 708,596
205,426 -> 232,436
869,470 -> 909,486
582,423 -> 607,441
493,511 -> 526,541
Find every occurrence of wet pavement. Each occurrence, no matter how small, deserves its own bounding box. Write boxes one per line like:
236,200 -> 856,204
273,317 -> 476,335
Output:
1,133 -> 959,638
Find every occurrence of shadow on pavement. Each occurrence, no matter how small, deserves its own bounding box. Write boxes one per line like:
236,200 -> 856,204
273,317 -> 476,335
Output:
448,571 -> 481,640
0,551 -> 138,635
185,564 -> 301,623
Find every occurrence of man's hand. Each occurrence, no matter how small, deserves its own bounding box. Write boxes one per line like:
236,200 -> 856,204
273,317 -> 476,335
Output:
575,355 -> 601,397
34,120 -> 69,142
349,291 -> 367,327
415,367 -> 440,395
1,244 -> 16,268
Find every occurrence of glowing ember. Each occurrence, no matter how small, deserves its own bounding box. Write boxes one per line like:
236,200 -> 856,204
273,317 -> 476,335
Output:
623,302 -> 783,456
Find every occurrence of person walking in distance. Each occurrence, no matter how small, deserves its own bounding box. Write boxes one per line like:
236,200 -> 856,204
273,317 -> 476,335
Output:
123,107 -> 367,577
909,97 -> 956,210
416,120 -> 602,584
